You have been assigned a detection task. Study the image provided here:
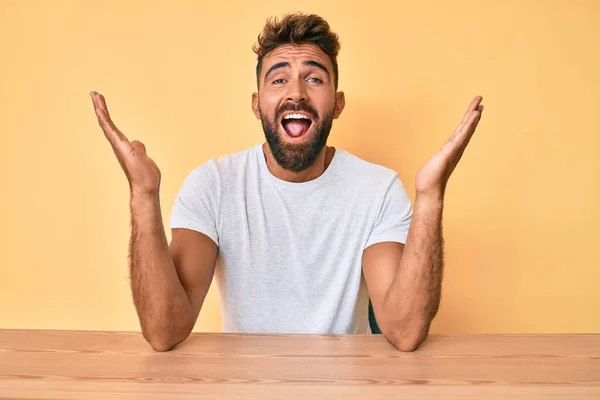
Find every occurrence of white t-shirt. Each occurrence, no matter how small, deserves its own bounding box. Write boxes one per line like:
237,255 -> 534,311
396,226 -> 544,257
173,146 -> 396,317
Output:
170,143 -> 413,334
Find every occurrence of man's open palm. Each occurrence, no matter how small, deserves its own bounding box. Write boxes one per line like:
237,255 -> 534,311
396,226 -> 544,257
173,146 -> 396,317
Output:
90,92 -> 161,196
415,96 -> 484,197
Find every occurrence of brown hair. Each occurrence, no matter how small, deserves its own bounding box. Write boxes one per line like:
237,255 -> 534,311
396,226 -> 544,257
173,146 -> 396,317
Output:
253,13 -> 341,89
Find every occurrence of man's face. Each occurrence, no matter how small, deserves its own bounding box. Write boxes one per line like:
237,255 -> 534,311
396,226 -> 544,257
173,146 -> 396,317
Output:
252,43 -> 345,172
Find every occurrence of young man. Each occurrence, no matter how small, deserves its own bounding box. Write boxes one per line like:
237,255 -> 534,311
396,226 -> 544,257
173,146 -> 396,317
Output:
90,13 -> 484,352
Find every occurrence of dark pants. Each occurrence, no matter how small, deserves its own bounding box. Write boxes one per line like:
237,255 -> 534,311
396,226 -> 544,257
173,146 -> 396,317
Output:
368,299 -> 382,334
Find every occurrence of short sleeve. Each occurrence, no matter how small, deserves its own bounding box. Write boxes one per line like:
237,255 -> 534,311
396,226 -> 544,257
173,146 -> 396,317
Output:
365,175 -> 413,248
169,161 -> 220,246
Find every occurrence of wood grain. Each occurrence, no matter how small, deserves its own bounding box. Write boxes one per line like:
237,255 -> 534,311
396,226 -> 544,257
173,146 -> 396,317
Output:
0,330 -> 599,399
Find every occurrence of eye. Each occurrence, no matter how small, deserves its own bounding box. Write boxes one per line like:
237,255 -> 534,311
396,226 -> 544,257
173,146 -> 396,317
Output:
308,77 -> 322,83
272,79 -> 286,85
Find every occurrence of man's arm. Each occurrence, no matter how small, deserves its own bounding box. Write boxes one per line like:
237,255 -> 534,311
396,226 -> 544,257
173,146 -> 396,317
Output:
90,91 -> 218,352
363,96 -> 484,351
130,193 -> 217,352
363,196 -> 443,352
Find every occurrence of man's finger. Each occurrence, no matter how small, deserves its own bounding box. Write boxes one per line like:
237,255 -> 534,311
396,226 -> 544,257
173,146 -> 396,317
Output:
450,100 -> 479,139
451,110 -> 479,146
458,96 -> 483,126
95,92 -> 111,118
95,106 -> 129,146
457,111 -> 483,156
450,109 -> 477,142
90,91 -> 98,109
444,102 -> 484,166
451,98 -> 483,140
459,109 -> 483,148
131,140 -> 147,156
90,92 -> 131,149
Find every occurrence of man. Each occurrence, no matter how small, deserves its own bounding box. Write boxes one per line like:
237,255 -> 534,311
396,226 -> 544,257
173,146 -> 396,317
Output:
90,13 -> 484,352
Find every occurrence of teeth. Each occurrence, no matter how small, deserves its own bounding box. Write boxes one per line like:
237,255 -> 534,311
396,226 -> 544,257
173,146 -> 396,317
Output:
283,113 -> 310,120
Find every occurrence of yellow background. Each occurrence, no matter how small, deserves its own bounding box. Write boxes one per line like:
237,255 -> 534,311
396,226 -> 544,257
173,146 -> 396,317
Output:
1,0 -> 598,334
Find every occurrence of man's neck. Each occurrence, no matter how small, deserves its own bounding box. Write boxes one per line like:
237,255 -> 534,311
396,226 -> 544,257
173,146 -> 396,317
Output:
261,143 -> 335,183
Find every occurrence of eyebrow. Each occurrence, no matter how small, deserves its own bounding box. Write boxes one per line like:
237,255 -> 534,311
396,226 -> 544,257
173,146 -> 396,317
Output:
264,60 -> 330,82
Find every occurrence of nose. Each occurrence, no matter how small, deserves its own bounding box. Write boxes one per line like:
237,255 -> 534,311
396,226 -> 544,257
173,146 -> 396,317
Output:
286,78 -> 308,103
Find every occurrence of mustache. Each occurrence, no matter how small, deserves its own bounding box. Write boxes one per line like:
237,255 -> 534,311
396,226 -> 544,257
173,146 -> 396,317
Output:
276,103 -> 318,121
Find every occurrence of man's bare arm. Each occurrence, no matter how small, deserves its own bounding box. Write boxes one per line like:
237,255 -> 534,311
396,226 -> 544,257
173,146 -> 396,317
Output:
371,198 -> 444,351
364,96 -> 484,351
91,91 -> 217,351
130,195 -> 217,351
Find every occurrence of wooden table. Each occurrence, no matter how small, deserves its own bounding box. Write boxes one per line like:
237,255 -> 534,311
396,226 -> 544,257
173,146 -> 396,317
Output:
1,330 -> 599,399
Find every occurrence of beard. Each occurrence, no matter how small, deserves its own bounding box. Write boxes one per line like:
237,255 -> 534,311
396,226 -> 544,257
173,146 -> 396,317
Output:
259,102 -> 335,172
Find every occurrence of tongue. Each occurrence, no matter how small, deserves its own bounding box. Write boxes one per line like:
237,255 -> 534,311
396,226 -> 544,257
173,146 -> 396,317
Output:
283,120 -> 310,137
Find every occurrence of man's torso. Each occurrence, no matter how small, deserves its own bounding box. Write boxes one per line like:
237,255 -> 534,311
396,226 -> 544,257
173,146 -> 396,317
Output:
170,143 -> 412,334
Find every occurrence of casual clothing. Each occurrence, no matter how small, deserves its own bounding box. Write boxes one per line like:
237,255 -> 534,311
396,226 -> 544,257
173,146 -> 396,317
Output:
170,143 -> 412,334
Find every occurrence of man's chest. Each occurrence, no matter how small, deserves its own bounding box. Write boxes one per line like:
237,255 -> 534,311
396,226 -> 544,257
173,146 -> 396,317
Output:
217,189 -> 377,262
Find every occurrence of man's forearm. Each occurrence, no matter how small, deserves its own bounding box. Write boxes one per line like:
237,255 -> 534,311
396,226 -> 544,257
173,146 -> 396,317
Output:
382,194 -> 444,350
129,193 -> 193,351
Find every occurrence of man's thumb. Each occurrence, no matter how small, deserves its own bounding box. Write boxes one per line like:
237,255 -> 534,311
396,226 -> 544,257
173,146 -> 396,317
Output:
131,140 -> 147,156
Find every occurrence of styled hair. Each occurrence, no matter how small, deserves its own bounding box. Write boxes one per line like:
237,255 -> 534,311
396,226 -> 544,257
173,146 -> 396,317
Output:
253,13 -> 341,89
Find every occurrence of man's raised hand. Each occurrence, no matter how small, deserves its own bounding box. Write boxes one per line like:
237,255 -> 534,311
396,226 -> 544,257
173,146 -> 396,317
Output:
90,91 -> 161,196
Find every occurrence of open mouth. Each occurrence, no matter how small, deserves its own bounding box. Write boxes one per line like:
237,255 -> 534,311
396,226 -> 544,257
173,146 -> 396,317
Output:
280,113 -> 313,138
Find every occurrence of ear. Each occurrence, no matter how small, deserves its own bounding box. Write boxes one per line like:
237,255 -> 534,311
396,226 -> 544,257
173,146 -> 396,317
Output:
251,92 -> 261,119
334,91 -> 346,119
